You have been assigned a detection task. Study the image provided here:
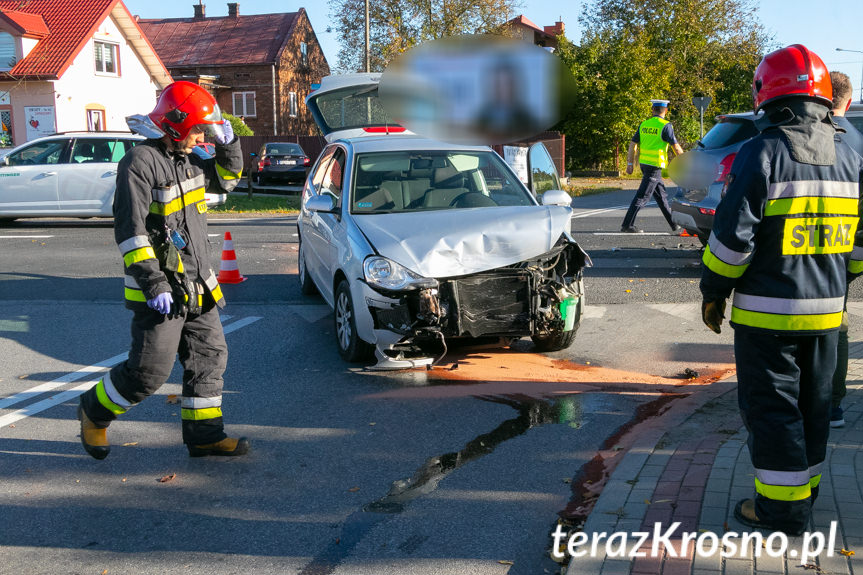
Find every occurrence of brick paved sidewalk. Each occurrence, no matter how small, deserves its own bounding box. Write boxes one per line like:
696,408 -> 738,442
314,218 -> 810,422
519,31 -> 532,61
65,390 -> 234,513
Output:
562,346 -> 863,575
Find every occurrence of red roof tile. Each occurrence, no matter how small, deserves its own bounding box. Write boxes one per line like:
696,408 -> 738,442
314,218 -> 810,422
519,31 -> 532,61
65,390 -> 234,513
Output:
138,12 -> 299,68
0,10 -> 50,37
0,0 -> 119,78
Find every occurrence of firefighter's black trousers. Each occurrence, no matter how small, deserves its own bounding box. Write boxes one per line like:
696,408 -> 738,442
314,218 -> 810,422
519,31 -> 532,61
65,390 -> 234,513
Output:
621,164 -> 676,230
735,329 -> 836,533
81,303 -> 228,445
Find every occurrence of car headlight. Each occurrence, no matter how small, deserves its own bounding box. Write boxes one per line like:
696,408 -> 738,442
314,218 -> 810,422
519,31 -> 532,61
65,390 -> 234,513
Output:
363,256 -> 437,291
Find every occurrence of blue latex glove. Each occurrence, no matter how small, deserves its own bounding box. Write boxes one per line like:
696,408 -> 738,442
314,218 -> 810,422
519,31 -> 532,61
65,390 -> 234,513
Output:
213,119 -> 234,145
147,292 -> 173,315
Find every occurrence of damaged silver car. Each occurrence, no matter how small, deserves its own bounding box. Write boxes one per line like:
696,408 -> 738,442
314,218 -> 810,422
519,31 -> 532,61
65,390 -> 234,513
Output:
298,74 -> 590,369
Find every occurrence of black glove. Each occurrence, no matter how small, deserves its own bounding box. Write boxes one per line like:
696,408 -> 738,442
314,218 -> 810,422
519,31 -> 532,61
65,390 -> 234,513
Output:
702,299 -> 726,334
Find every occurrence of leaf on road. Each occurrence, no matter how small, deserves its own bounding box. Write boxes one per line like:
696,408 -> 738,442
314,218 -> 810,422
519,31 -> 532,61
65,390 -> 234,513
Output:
122,442 -> 138,447
369,422 -> 376,426
625,289 -> 632,293
158,473 -> 177,483
562,478 -> 571,484
839,549 -> 855,557
165,394 -> 180,404
498,560 -> 514,565
348,486 -> 360,492
18,375 -> 27,379
8,424 -> 14,428
644,499 -> 651,505
121,478 -> 127,483
102,570 -> 108,575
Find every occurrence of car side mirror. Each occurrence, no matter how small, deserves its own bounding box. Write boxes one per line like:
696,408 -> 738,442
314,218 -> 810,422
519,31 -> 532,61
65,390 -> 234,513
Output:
541,189 -> 572,207
305,194 -> 336,213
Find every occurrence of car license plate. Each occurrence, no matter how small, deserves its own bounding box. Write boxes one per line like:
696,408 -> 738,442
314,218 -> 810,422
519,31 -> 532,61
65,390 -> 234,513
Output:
278,159 -> 296,166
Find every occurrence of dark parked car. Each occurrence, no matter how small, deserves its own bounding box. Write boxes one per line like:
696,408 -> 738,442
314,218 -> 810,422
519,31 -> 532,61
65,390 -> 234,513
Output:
670,112 -> 760,244
249,142 -> 310,187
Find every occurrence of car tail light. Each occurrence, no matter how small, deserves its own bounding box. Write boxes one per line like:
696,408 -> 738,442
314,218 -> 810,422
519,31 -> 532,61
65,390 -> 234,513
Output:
362,126 -> 407,134
698,207 -> 716,216
260,158 -> 271,169
303,156 -> 310,167
716,153 -> 736,183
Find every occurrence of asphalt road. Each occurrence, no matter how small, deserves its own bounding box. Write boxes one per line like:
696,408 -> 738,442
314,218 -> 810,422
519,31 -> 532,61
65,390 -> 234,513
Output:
1,191 -> 856,574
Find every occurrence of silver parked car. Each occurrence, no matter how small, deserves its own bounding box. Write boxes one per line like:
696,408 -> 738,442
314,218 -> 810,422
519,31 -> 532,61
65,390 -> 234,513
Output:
0,132 -> 225,221
298,74 -> 590,369
670,112 -> 760,244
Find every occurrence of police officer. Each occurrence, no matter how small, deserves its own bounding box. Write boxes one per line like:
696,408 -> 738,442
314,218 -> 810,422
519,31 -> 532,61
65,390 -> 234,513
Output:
701,45 -> 863,534
78,82 -> 249,459
621,99 -> 685,233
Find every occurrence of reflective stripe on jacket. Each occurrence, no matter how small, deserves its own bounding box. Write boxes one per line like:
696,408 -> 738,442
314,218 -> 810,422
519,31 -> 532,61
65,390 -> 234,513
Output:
637,116 -> 671,169
113,138 -> 242,309
701,123 -> 863,335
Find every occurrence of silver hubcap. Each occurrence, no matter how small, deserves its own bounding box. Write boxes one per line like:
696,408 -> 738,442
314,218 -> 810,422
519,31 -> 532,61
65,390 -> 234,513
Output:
336,291 -> 352,350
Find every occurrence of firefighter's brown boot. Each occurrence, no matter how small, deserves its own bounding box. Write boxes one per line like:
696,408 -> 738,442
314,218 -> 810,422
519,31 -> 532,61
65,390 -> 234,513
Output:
78,404 -> 110,460
187,436 -> 250,457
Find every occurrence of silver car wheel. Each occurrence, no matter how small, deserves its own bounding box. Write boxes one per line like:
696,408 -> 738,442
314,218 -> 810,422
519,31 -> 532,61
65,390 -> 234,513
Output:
336,290 -> 352,350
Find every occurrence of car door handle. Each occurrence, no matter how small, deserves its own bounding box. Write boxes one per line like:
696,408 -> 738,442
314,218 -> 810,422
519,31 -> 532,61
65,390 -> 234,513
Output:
102,170 -> 118,177
39,171 -> 57,177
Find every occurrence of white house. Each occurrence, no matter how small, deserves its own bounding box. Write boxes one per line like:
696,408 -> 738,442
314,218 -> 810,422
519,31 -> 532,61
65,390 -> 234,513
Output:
0,0 -> 172,147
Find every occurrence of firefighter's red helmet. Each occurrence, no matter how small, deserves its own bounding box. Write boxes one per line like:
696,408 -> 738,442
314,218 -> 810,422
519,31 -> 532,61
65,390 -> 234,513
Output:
149,81 -> 224,141
752,44 -> 832,111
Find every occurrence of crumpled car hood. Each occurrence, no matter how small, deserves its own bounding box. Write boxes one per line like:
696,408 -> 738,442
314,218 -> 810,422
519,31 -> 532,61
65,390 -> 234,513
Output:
353,205 -> 572,278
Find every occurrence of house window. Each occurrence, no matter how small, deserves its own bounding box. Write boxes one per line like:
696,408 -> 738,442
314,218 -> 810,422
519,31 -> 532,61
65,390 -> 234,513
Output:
232,91 -> 256,117
300,42 -> 308,67
289,92 -> 298,118
94,41 -> 119,75
0,33 -> 16,70
86,109 -> 106,131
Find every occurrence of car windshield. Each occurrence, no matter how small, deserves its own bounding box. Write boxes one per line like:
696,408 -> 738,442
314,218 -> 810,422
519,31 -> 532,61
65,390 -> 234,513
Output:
351,150 -> 534,213
266,143 -> 303,155
699,119 -> 759,149
314,85 -> 396,133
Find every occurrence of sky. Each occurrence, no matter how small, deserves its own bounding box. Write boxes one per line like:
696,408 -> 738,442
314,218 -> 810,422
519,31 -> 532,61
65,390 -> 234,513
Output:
123,0 -> 863,102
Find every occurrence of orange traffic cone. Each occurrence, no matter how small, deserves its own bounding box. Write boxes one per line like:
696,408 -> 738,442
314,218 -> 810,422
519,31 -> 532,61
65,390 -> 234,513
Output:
217,231 -> 247,284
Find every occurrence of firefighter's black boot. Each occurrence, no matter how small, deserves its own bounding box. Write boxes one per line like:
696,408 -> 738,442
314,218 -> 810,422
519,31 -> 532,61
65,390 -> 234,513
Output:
187,436 -> 250,457
78,404 -> 110,460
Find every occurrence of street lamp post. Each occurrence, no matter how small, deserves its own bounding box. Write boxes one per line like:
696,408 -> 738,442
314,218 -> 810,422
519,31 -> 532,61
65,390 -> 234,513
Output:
836,48 -> 863,104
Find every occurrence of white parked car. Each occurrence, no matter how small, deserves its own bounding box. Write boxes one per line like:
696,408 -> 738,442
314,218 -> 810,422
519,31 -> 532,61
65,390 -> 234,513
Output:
0,132 -> 226,221
298,74 -> 590,369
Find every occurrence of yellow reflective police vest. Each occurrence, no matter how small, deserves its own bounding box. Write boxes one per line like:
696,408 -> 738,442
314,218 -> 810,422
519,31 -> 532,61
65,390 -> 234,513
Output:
637,116 -> 671,169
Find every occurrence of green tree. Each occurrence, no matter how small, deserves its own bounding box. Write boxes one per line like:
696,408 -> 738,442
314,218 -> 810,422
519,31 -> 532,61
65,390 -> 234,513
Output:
561,0 -> 770,170
328,0 -> 522,72
223,113 -> 254,136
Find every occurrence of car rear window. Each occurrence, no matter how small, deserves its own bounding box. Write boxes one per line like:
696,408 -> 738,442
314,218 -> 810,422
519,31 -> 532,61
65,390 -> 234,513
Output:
699,119 -> 758,149
847,116 -> 863,134
266,144 -> 303,156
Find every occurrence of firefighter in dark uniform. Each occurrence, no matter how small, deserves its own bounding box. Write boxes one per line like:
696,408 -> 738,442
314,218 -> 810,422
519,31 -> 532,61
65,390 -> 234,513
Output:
78,81 -> 250,459
621,99 -> 685,233
701,45 -> 863,534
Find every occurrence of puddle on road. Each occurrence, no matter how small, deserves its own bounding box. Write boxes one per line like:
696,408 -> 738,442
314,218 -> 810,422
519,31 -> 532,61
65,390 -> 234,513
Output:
364,394 -> 586,514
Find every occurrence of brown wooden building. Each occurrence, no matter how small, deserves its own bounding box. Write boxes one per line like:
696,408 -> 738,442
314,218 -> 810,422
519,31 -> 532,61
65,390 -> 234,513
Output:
138,3 -> 329,136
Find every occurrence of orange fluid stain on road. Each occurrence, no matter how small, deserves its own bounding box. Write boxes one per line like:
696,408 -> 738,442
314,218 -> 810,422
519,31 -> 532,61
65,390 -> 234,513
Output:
362,348 -> 735,401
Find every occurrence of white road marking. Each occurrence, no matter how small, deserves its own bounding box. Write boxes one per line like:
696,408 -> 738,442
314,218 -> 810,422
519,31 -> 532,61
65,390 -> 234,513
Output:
571,201 -> 656,220
0,353 -> 128,411
0,235 -> 54,239
572,205 -> 630,219
0,316 -> 262,428
583,306 -> 607,319
208,233 -> 221,237
647,303 -> 699,321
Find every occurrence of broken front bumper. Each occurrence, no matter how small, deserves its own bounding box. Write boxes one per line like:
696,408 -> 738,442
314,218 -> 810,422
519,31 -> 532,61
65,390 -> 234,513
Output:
363,240 -> 589,369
